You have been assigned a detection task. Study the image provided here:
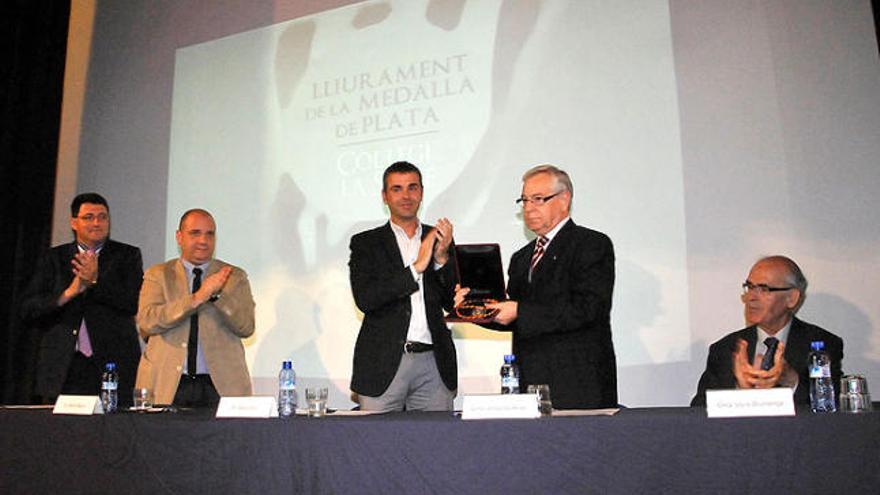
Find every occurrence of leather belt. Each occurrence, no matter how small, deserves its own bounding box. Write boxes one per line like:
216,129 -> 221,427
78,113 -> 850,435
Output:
181,373 -> 211,381
403,341 -> 434,353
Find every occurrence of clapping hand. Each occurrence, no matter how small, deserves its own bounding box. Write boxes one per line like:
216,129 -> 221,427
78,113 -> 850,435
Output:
733,339 -> 794,389
432,218 -> 453,265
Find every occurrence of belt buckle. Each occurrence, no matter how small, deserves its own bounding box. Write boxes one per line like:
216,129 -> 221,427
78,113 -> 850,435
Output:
404,342 -> 414,354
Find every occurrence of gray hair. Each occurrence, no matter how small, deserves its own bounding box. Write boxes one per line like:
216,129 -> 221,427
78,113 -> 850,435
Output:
522,164 -> 573,198
758,255 -> 808,311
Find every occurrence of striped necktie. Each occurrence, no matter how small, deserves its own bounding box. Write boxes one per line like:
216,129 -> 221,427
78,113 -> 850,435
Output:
528,236 -> 549,281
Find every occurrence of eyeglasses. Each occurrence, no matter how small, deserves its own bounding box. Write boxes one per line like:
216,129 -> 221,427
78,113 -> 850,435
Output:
76,213 -> 109,222
741,282 -> 794,295
515,191 -> 562,206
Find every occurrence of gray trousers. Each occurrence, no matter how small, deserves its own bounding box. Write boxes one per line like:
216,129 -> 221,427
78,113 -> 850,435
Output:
358,351 -> 455,412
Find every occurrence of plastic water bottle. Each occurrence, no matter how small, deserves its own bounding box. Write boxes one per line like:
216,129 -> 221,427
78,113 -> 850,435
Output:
500,354 -> 520,394
101,362 -> 118,413
278,360 -> 297,418
809,341 -> 836,413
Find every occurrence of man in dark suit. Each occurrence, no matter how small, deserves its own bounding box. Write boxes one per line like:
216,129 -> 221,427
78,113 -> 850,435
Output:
349,161 -> 458,412
20,193 -> 143,406
484,164 -> 618,409
691,256 -> 844,406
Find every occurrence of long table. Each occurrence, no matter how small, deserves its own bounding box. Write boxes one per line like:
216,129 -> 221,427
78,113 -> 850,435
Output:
2,406 -> 878,494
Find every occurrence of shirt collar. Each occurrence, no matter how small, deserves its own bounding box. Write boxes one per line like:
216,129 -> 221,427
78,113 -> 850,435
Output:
181,258 -> 212,275
389,219 -> 422,240
541,216 -> 571,246
77,242 -> 104,254
757,318 -> 792,347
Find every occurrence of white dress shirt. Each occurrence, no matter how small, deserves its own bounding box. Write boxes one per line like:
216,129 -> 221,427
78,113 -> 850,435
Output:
389,220 -> 433,345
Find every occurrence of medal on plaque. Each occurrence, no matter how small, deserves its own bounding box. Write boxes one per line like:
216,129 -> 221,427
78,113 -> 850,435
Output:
449,244 -> 507,323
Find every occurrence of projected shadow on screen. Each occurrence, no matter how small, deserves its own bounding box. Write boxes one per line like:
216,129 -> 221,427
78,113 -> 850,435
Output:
253,172 -> 374,398
421,0 -> 540,225
613,260 -> 663,366
804,293 -> 876,379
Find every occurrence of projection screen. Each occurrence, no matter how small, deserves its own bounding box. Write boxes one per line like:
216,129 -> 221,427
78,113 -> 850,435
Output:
60,0 -> 880,407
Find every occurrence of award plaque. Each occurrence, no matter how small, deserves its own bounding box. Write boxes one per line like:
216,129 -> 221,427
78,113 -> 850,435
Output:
448,244 -> 506,323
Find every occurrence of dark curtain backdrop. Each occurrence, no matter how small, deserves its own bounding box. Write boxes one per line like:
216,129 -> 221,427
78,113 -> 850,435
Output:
874,0 -> 880,54
0,0 -> 70,404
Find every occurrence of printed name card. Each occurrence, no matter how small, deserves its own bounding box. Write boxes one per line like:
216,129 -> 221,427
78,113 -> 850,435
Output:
461,394 -> 540,420
706,388 -> 795,418
216,396 -> 278,418
53,395 -> 103,415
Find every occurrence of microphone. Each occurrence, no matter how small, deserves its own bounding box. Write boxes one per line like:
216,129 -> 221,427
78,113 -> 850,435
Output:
760,337 -> 779,370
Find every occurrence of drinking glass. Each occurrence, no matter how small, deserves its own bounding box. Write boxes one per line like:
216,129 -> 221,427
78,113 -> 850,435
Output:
305,387 -> 329,418
527,384 -> 552,417
839,375 -> 872,413
133,388 -> 153,411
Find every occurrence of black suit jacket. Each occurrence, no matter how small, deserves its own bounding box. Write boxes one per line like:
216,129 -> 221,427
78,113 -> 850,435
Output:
504,220 -> 617,409
349,222 -> 457,397
691,317 -> 844,406
19,240 -> 143,405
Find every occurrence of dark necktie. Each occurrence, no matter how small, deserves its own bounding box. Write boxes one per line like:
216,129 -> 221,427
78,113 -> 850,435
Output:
187,268 -> 202,376
760,336 -> 779,370
529,236 -> 549,282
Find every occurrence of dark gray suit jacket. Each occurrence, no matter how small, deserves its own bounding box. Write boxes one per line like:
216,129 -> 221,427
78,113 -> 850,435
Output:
20,239 -> 143,405
691,317 -> 844,406
349,222 -> 457,397
503,220 -> 618,409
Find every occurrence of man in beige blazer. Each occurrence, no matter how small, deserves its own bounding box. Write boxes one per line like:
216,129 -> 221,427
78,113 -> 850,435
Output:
136,209 -> 255,407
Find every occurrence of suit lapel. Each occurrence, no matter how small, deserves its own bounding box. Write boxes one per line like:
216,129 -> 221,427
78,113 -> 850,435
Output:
745,326 -> 758,363
529,219 -> 574,284
62,242 -> 78,281
784,317 -> 808,365
506,243 -> 531,299
379,222 -> 406,268
172,259 -> 190,297
204,259 -> 222,277
96,240 -> 116,277
64,242 -> 78,258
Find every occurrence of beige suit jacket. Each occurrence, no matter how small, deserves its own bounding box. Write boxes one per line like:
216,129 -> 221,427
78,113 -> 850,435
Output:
135,258 -> 255,405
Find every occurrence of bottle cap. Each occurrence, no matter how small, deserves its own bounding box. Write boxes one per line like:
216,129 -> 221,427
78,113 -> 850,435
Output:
504,354 -> 515,364
282,361 -> 292,369
810,341 -> 825,351
104,362 -> 116,371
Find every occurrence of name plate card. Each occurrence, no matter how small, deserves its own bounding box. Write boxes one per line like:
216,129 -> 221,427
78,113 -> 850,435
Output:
706,388 -> 795,418
216,396 -> 278,418
461,394 -> 540,420
53,395 -> 103,415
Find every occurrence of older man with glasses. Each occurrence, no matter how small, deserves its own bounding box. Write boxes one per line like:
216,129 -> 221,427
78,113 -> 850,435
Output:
691,255 -> 844,407
474,164 -> 618,409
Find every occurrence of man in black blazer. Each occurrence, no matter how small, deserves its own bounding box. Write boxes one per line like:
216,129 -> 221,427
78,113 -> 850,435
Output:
349,162 -> 458,412
485,165 -> 618,409
20,193 -> 143,407
691,256 -> 844,407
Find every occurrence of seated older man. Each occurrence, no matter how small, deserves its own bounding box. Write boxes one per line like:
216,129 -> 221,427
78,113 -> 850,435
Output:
691,255 -> 843,406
